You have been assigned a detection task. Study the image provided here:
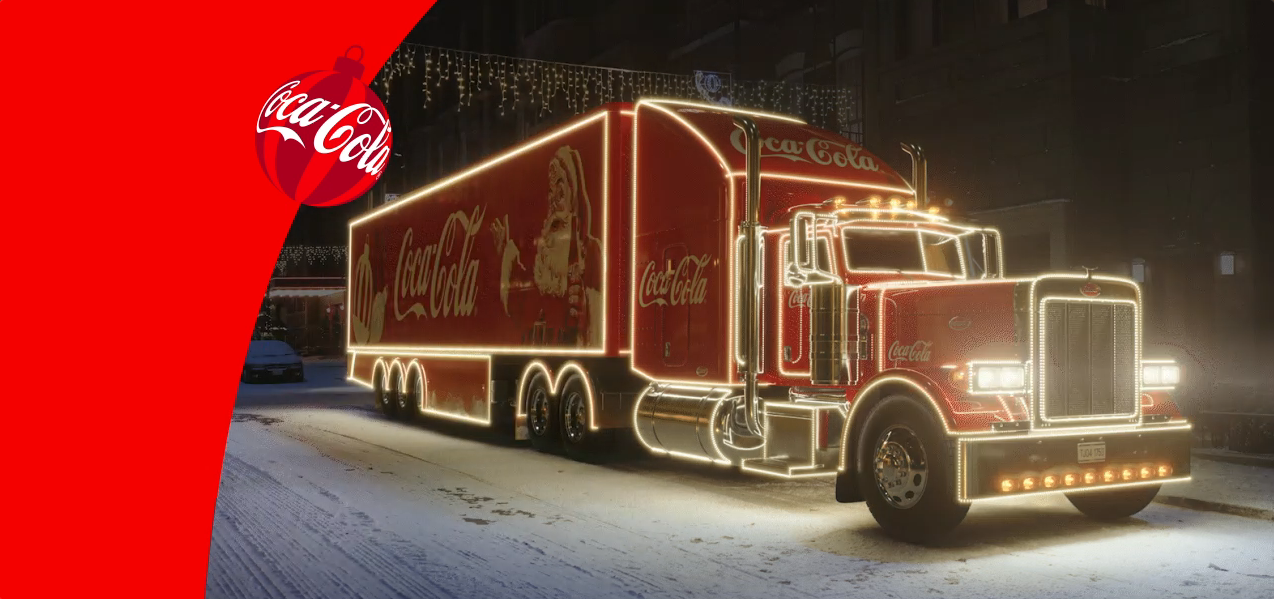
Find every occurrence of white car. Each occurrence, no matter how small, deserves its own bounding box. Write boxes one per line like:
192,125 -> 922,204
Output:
242,340 -> 305,383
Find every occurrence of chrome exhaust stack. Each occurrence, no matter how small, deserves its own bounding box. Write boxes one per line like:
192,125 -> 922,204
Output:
901,143 -> 927,208
734,116 -> 764,437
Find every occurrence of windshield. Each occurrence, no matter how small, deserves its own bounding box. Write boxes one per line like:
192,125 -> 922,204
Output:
248,340 -> 296,358
843,228 -> 967,276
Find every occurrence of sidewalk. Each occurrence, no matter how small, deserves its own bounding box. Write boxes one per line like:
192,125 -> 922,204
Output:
1155,452 -> 1274,520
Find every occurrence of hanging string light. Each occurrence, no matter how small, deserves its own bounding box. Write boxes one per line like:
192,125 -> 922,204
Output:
371,43 -> 860,129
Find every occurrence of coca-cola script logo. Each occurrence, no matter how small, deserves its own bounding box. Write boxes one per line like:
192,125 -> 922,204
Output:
639,255 -> 712,307
1080,282 -> 1102,297
728,128 -> 880,173
787,289 -> 810,309
888,340 -> 933,363
254,46 -> 391,207
393,207 -> 485,321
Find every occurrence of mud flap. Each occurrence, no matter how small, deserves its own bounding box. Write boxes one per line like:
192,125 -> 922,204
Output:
835,468 -> 863,503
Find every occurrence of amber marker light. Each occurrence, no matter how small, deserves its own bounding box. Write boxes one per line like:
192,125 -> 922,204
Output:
1000,478 -> 1016,493
1043,475 -> 1059,489
1063,473 -> 1077,487
1139,466 -> 1154,480
1084,470 -> 1098,485
1121,468 -> 1136,481
1158,464 -> 1173,477
1103,470 -> 1117,483
1021,477 -> 1037,491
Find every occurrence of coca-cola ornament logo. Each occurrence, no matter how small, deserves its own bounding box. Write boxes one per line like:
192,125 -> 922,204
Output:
254,46 -> 392,207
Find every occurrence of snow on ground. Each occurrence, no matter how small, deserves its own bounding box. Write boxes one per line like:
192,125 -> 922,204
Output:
210,392 -> 1274,599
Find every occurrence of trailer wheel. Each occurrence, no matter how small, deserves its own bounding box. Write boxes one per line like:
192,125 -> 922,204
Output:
380,373 -> 401,420
857,395 -> 968,543
1067,486 -> 1160,521
560,376 -> 611,462
527,376 -> 559,453
401,371 -> 424,422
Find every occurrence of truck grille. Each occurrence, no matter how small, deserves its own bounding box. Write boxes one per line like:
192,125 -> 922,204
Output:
1039,300 -> 1137,420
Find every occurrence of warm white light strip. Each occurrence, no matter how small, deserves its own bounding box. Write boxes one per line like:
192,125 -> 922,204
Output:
514,360 -> 600,431
351,111 -> 609,226
646,98 -> 807,124
727,172 -> 916,196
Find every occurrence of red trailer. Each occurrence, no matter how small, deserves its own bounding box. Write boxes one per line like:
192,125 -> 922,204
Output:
347,99 -> 1192,541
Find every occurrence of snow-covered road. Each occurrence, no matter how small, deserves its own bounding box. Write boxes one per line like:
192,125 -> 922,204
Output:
209,376 -> 1274,598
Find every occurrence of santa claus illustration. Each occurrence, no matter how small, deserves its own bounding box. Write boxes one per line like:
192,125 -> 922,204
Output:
491,145 -> 603,348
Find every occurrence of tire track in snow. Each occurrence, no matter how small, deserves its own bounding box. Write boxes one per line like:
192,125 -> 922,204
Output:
209,453 -> 457,599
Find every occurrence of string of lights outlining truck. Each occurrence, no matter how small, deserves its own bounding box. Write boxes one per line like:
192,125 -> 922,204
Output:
345,98 -> 1192,542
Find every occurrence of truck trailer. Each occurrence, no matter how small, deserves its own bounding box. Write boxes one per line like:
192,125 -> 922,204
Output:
346,99 -> 1192,542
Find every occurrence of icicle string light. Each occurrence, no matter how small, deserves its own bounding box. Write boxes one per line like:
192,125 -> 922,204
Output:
370,44 -> 860,135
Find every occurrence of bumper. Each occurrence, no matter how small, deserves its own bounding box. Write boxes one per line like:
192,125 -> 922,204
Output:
957,423 -> 1192,502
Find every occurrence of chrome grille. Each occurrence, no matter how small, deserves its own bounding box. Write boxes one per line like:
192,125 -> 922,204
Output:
1040,300 -> 1136,420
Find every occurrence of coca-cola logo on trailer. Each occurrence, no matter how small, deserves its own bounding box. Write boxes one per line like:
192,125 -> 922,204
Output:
888,340 -> 933,363
393,207 -> 485,321
728,129 -> 880,173
254,46 -> 392,207
639,255 -> 713,307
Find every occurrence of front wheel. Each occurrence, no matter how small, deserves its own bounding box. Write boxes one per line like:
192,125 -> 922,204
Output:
857,395 -> 969,543
1067,485 -> 1160,521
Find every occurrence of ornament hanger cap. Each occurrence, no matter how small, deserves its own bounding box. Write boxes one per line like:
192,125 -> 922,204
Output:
335,45 -> 366,80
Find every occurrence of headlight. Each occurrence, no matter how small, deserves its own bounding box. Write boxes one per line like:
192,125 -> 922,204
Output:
969,362 -> 1027,393
1142,361 -> 1180,389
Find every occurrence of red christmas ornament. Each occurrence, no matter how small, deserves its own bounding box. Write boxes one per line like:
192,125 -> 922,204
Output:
254,46 -> 392,207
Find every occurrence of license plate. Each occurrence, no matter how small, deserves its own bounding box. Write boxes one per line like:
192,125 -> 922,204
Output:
1077,441 -> 1107,464
271,368 -> 285,375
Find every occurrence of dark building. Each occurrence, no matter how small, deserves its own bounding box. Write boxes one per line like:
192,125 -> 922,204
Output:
863,0 -> 1273,409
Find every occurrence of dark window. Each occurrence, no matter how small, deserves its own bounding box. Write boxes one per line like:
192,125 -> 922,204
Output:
843,230 -> 924,272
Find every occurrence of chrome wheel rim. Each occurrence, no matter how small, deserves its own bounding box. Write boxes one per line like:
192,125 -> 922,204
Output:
873,425 -> 928,509
529,388 -> 550,436
563,392 -> 586,444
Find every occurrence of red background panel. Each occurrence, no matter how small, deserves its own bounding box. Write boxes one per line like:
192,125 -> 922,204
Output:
0,1 -> 434,598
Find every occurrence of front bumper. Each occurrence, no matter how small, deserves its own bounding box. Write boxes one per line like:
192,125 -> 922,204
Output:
957,423 -> 1192,502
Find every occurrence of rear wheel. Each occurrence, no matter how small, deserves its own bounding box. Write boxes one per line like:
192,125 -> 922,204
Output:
560,376 -> 612,462
527,376 -> 560,453
857,395 -> 968,543
1067,486 -> 1160,521
401,372 -> 423,421
378,373 -> 401,419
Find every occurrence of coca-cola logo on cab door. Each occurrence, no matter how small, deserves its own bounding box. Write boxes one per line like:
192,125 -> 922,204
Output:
888,340 -> 933,363
254,46 -> 392,207
639,255 -> 712,307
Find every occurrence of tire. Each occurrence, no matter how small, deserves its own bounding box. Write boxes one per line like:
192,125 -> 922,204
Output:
560,376 -> 612,462
526,375 -> 560,453
856,395 -> 969,543
1067,485 -> 1160,521
400,372 -> 423,422
375,373 -> 398,419
241,368 -> 250,383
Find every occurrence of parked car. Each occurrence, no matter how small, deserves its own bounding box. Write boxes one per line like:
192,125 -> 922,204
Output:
242,340 -> 304,383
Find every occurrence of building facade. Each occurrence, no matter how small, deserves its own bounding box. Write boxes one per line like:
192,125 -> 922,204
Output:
862,0 -> 1273,409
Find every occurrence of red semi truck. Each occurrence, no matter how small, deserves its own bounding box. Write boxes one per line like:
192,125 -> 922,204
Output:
347,99 -> 1192,541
